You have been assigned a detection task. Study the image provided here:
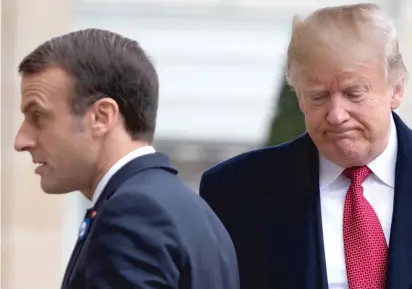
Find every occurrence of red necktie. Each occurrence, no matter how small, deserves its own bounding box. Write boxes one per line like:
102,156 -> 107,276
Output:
342,166 -> 388,289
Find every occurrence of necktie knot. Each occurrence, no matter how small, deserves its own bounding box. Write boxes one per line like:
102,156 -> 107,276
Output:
343,165 -> 371,185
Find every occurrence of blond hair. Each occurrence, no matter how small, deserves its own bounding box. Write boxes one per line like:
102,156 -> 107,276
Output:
286,3 -> 407,88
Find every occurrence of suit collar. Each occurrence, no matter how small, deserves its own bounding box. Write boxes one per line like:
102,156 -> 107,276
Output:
94,152 -> 177,210
91,146 -> 156,206
368,115 -> 398,187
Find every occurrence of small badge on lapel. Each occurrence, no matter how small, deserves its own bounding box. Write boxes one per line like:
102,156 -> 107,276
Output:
90,210 -> 97,219
78,218 -> 90,241
78,209 -> 97,241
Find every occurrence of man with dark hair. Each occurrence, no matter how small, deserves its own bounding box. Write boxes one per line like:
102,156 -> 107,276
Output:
15,28 -> 239,289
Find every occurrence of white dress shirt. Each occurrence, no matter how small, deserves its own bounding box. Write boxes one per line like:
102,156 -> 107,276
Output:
320,116 -> 397,289
91,146 -> 156,207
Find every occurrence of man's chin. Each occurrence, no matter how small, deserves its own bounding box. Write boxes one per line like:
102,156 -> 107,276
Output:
40,182 -> 72,195
331,149 -> 368,167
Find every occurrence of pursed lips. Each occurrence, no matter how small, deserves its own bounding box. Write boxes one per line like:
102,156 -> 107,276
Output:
325,129 -> 357,137
327,130 -> 353,133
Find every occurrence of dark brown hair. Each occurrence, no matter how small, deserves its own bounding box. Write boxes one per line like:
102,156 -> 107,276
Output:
18,28 -> 159,142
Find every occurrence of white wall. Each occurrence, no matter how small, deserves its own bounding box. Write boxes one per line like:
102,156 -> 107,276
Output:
73,2 -> 292,145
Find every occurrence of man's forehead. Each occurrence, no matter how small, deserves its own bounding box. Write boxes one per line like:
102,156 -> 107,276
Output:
21,67 -> 70,92
20,67 -> 72,111
300,69 -> 373,90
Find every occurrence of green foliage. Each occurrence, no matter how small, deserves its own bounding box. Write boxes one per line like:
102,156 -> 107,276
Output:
265,78 -> 306,146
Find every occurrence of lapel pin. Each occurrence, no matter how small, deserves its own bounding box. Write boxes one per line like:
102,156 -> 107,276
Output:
90,210 -> 97,219
78,218 -> 90,241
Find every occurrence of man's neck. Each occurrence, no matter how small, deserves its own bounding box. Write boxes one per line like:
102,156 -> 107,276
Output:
81,141 -> 151,201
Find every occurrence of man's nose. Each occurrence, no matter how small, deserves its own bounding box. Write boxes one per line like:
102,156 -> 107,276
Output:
14,126 -> 36,152
326,96 -> 350,125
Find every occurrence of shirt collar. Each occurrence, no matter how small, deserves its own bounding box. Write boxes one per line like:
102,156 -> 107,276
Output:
91,146 -> 156,206
319,115 -> 397,189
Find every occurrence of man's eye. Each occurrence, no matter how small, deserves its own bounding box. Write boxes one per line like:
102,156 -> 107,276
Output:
346,92 -> 364,100
312,95 -> 326,100
32,111 -> 42,122
309,93 -> 328,101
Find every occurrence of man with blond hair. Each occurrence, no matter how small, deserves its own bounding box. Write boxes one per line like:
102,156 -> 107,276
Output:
200,3 -> 412,289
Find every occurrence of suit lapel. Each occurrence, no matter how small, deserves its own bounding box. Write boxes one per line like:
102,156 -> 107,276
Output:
303,135 -> 329,289
61,209 -> 95,287
262,135 -> 328,289
386,113 -> 412,289
61,152 -> 177,288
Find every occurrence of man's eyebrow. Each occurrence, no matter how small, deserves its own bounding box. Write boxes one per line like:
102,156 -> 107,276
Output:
343,84 -> 369,91
21,101 -> 39,113
305,88 -> 327,95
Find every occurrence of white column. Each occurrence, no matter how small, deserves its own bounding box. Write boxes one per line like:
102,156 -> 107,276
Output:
2,0 -> 71,288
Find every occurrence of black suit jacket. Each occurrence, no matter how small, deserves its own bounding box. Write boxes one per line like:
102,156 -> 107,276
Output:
199,112 -> 412,289
62,152 -> 239,289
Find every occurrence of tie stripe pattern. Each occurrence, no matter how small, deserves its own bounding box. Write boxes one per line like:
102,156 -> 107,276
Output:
342,166 -> 388,289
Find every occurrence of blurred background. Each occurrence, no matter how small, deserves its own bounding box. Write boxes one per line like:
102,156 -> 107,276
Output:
1,0 -> 412,288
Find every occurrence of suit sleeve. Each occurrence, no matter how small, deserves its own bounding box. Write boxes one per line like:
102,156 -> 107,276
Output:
200,169 -> 237,235
199,170 -> 221,215
199,170 -> 213,202
85,191 -> 185,289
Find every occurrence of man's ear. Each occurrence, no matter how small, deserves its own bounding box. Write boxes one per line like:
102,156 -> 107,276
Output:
89,97 -> 119,137
390,78 -> 404,110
